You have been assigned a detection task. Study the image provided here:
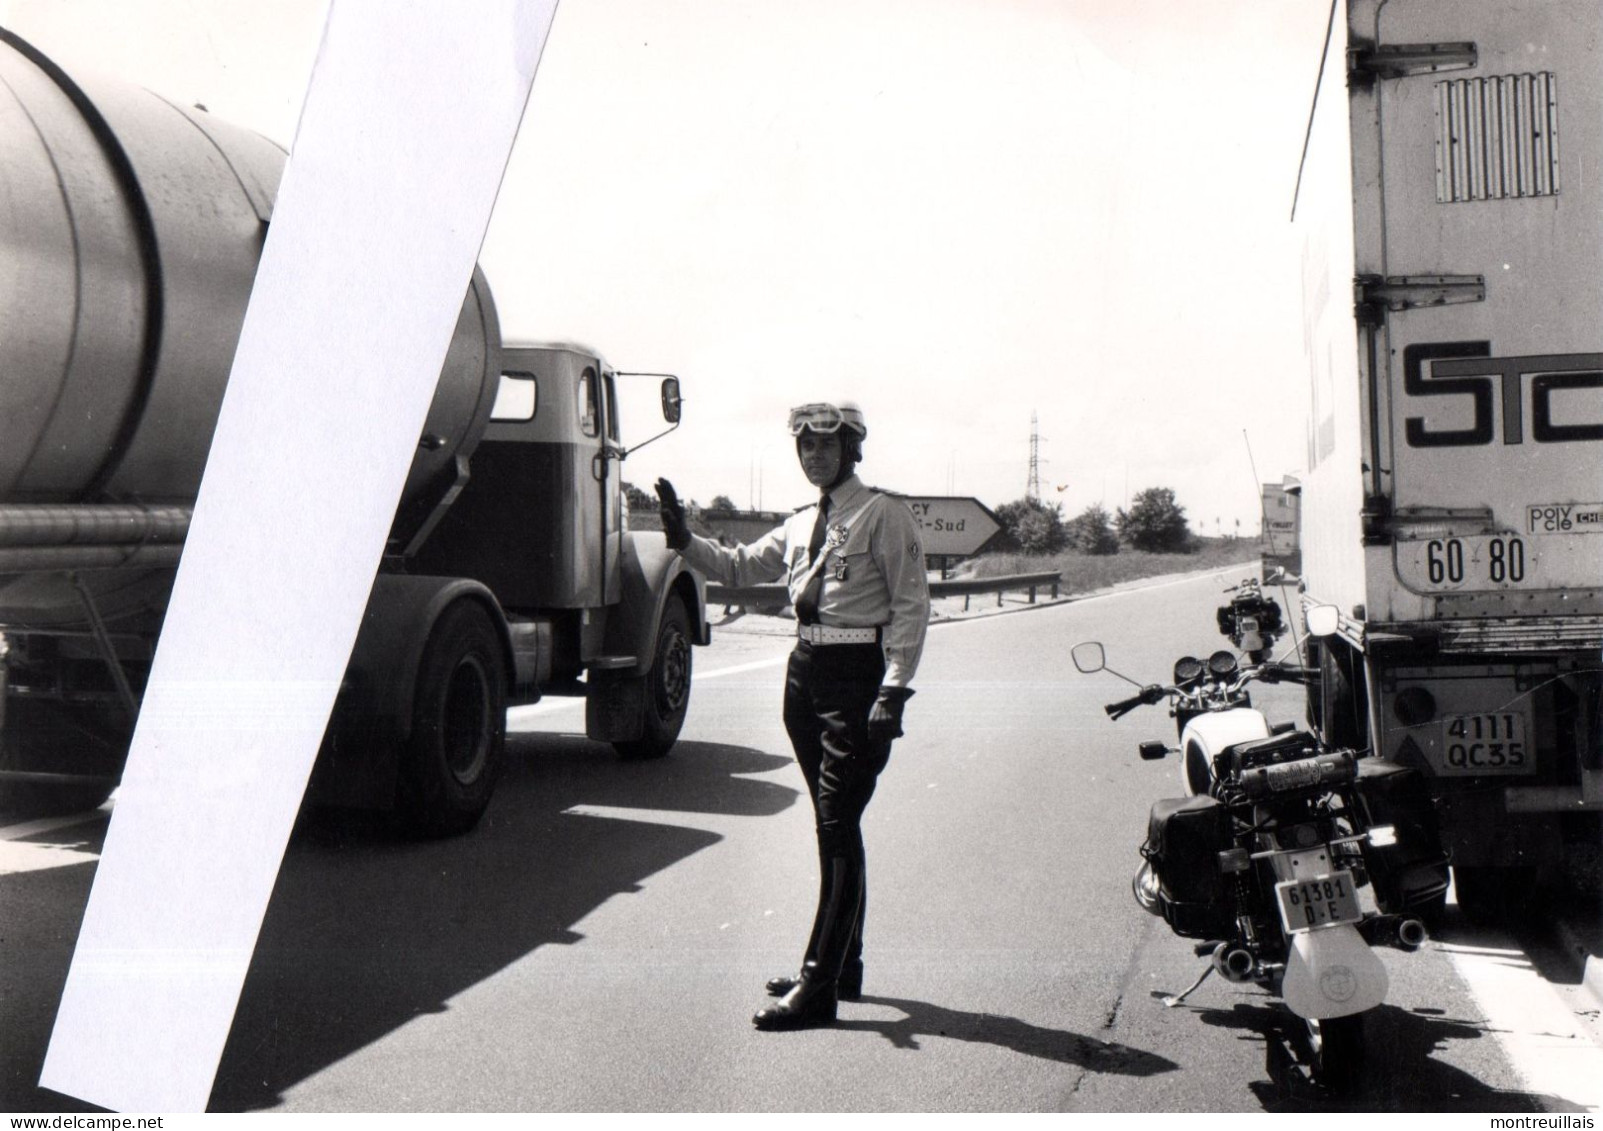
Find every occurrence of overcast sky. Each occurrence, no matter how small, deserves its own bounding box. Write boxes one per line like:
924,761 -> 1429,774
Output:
4,0 -> 1332,533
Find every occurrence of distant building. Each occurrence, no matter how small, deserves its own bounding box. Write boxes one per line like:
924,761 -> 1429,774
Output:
1261,476 -> 1301,583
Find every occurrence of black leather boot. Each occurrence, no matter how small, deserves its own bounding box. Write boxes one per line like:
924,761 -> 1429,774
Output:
752,961 -> 838,1030
764,959 -> 862,1002
764,873 -> 867,1000
754,856 -> 860,1030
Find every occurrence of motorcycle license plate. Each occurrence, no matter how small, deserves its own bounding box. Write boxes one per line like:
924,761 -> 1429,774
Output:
1275,870 -> 1361,932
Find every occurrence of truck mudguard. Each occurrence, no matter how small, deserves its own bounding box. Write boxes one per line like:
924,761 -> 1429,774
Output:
606,531 -> 710,676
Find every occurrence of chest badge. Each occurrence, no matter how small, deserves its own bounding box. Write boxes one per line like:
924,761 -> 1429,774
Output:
825,524 -> 849,550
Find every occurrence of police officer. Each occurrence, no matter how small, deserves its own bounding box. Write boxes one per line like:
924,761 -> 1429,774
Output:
656,399 -> 930,1030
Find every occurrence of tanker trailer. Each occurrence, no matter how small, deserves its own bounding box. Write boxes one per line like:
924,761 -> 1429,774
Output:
0,31 -> 708,834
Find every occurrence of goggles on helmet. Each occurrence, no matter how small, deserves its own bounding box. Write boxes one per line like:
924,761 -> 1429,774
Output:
787,402 -> 866,438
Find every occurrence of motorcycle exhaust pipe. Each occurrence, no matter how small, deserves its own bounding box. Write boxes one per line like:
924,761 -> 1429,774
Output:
1358,913 -> 1429,951
1211,943 -> 1256,982
1396,917 -> 1427,951
1131,862 -> 1163,917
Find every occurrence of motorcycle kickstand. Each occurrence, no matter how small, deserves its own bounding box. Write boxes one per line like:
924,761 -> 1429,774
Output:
1161,962 -> 1215,1008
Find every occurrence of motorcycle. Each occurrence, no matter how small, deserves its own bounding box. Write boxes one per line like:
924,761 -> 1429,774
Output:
1072,605 -> 1449,1091
1215,576 -> 1286,665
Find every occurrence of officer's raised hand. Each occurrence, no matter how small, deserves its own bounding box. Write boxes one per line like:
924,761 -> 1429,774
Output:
867,686 -> 914,743
656,477 -> 691,551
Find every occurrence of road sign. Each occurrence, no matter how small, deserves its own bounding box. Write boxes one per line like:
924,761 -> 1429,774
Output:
901,496 -> 1002,557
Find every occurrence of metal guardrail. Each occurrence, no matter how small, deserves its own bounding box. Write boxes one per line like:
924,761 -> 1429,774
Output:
706,571 -> 1062,614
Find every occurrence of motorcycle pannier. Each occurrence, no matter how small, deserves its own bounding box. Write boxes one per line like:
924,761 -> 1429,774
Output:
1353,759 -> 1451,914
1142,795 -> 1234,939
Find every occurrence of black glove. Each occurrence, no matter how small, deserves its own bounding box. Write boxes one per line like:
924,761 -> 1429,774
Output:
868,686 -> 915,743
656,477 -> 690,551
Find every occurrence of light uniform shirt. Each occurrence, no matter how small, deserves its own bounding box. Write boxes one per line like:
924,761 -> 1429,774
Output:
679,474 -> 931,688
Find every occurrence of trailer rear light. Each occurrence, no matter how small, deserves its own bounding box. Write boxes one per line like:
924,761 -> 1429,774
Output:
1393,686 -> 1437,726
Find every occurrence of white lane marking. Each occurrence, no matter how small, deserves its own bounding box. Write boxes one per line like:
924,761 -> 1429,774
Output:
691,657 -> 795,680
1438,894 -> 1603,1111
506,656 -> 793,725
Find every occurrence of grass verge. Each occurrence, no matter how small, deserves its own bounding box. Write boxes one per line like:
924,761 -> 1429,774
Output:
959,537 -> 1265,595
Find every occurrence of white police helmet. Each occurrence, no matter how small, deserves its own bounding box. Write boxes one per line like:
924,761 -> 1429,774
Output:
786,401 -> 868,440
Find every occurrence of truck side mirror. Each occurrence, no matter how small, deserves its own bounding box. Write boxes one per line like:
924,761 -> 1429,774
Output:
1071,641 -> 1106,673
661,377 -> 682,423
1305,604 -> 1340,637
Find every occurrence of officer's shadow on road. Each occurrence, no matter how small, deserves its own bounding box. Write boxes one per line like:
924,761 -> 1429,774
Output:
1185,999 -> 1584,1113
840,995 -> 1178,1077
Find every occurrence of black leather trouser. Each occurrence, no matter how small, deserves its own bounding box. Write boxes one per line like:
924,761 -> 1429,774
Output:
781,640 -> 892,981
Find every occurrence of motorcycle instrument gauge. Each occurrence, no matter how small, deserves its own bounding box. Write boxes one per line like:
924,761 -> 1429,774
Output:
1207,650 -> 1239,679
1173,656 -> 1205,687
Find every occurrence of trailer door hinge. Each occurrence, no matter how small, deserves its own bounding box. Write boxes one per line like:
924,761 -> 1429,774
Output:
1361,493 -> 1392,546
1349,39 -> 1477,84
1354,274 -> 1485,327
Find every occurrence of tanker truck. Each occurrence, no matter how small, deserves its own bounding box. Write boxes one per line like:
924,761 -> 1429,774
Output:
1294,0 -> 1601,919
0,31 -> 709,835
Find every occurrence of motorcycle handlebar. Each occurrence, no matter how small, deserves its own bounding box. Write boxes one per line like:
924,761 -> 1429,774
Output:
1100,662 -> 1317,722
1105,684 -> 1166,719
1256,662 -> 1316,686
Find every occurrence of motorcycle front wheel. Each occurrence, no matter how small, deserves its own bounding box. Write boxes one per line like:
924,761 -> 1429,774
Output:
1307,1013 -> 1364,1092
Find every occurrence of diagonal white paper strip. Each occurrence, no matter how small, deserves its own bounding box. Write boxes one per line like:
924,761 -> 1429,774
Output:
40,0 -> 558,1112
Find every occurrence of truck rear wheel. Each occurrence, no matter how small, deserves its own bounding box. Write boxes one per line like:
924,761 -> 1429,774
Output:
1454,864 -> 1537,924
395,600 -> 506,837
1319,640 -> 1368,752
614,594 -> 692,759
0,699 -> 124,817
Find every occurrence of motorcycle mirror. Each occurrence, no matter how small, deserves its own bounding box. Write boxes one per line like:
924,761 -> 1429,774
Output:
1071,642 -> 1106,673
1305,604 -> 1340,638
1071,641 -> 1146,688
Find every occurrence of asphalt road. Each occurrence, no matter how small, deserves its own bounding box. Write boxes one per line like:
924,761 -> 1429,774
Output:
3,568 -> 1601,1112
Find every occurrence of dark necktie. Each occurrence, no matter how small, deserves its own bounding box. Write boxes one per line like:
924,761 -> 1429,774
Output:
796,495 -> 831,625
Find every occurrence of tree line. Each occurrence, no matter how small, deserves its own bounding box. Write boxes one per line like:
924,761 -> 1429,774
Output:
993,487 -> 1192,555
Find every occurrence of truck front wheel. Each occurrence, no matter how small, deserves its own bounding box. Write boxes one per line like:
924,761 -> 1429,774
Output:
614,593 -> 692,759
396,600 -> 507,837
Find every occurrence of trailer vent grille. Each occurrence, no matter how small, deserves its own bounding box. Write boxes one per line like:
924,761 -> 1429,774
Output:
1434,73 -> 1560,203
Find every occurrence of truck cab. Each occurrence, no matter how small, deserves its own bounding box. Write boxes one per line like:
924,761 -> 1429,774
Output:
317,343 -> 710,834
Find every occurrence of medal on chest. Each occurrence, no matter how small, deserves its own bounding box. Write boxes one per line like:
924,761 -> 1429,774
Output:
824,524 -> 850,581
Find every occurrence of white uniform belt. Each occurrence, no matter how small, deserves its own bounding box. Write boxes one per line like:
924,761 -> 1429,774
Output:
797,623 -> 881,645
